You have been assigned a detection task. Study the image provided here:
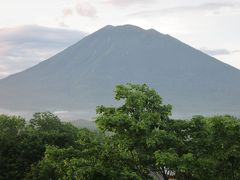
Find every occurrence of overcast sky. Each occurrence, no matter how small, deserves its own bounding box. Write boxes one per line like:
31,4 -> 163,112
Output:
0,0 -> 239,78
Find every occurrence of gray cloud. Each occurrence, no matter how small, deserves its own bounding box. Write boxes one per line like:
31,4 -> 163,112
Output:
201,48 -> 240,56
129,2 -> 240,17
105,0 -> 156,6
0,25 -> 87,79
75,1 -> 97,17
201,48 -> 231,56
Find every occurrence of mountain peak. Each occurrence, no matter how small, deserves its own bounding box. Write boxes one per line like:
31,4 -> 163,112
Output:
0,24 -> 240,119
101,24 -> 164,34
93,24 -> 167,40
102,24 -> 144,31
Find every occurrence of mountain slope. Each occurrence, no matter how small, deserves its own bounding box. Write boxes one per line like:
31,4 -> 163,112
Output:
0,25 -> 240,118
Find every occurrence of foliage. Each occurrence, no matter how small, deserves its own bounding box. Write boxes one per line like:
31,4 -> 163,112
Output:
0,112 -> 79,179
1,84 -> 240,179
96,83 -> 173,179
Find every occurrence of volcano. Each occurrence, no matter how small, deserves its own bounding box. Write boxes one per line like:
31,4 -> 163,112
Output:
0,25 -> 240,118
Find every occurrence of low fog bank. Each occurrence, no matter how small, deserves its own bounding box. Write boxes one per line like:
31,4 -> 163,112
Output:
1,108 -> 239,121
0,108 -> 95,121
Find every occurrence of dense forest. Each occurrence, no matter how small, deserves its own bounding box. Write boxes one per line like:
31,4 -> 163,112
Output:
1,84 -> 240,180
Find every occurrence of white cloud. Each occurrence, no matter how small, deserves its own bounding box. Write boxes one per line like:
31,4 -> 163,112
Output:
129,2 -> 240,17
62,8 -> 73,17
75,1 -> 97,17
105,0 -> 156,6
232,49 -> 240,53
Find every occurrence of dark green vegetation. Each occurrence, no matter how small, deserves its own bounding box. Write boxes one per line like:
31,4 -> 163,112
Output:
1,84 -> 240,180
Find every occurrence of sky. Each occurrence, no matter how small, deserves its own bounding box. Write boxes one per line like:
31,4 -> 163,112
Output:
0,0 -> 239,78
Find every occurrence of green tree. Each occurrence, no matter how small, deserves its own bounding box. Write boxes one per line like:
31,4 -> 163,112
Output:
0,115 -> 26,179
2,84 -> 240,180
207,115 -> 240,180
29,112 -> 79,148
96,83 -> 174,179
0,112 -> 79,179
27,128 -> 141,180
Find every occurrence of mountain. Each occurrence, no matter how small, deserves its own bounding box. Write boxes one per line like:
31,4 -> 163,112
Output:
0,24 -> 240,119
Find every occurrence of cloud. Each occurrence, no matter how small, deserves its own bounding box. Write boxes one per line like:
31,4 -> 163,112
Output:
58,7 -> 73,27
59,1 -> 96,26
232,49 -> 240,53
62,8 -> 73,17
0,65 -> 9,79
129,2 -> 240,17
105,0 -> 156,6
201,48 -> 231,56
75,1 -> 97,17
0,25 -> 87,79
201,48 -> 240,56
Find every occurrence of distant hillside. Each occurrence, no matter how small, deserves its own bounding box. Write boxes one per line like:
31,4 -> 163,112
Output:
0,24 -> 240,118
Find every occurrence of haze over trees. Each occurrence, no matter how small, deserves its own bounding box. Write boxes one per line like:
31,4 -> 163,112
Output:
1,84 -> 240,179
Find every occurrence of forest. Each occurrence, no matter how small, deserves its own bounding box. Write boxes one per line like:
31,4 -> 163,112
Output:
1,84 -> 240,180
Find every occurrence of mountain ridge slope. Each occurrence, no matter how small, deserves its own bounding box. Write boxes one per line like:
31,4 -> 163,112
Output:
0,24 -> 240,118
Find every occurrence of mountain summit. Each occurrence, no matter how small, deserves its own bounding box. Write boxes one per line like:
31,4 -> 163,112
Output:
0,25 -> 240,118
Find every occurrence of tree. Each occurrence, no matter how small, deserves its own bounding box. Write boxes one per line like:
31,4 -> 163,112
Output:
0,112 -> 80,179
207,115 -> 240,180
26,128 -> 141,180
0,115 -> 26,179
29,112 -> 61,131
96,83 -> 174,179
1,84 -> 240,179
29,112 -> 79,147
